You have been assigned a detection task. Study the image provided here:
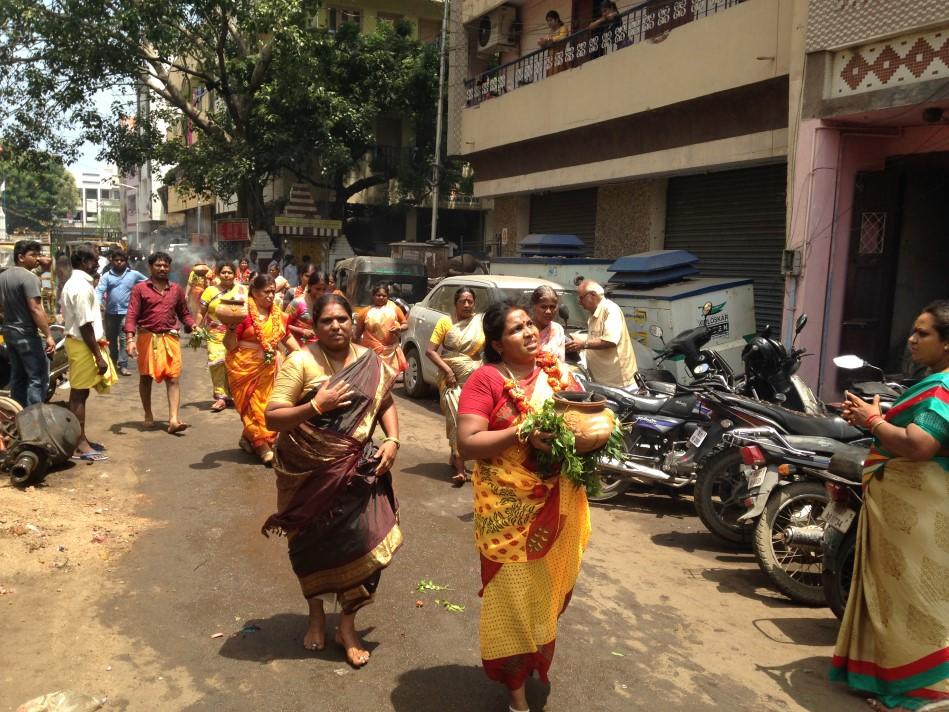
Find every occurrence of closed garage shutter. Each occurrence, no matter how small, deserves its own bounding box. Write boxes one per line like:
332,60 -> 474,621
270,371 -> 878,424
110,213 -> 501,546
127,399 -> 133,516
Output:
529,188 -> 597,254
664,164 -> 787,332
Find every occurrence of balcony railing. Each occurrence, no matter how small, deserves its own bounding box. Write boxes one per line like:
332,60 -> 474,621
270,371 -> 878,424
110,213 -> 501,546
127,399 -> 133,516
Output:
464,0 -> 744,108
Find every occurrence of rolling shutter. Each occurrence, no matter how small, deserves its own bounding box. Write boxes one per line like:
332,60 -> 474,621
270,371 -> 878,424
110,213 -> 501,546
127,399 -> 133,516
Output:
529,188 -> 597,254
664,164 -> 787,332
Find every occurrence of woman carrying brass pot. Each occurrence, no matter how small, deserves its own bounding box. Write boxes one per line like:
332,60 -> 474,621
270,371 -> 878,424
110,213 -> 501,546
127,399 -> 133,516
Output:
194,261 -> 247,412
457,300 -> 590,712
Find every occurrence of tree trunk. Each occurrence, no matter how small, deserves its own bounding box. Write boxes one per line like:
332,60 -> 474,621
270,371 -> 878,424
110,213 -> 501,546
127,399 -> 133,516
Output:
236,177 -> 271,242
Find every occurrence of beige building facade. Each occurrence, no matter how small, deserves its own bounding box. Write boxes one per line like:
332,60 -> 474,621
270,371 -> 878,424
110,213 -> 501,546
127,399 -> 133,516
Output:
448,0 -> 808,329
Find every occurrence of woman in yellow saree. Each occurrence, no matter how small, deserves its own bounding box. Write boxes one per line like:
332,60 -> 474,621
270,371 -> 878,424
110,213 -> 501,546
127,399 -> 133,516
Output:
833,301 -> 949,711
457,301 -> 590,712
426,286 -> 483,485
355,285 -> 407,375
224,273 -> 300,465
264,294 -> 402,668
195,262 -> 247,412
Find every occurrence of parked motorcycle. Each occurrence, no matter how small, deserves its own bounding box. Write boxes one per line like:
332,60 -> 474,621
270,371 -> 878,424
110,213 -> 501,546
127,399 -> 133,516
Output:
0,323 -> 70,402
580,311 -> 824,504
820,450 -> 865,619
725,427 -> 867,604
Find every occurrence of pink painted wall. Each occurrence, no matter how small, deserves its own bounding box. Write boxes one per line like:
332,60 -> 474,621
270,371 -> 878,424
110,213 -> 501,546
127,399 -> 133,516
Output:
788,120 -> 949,399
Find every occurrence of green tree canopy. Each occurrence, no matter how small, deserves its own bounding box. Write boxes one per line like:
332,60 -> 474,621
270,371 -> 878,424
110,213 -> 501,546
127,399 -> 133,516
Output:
0,147 -> 78,232
0,0 -> 442,229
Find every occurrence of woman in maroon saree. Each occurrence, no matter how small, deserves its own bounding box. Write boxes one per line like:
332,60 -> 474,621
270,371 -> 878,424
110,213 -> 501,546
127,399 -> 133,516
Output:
264,294 -> 402,667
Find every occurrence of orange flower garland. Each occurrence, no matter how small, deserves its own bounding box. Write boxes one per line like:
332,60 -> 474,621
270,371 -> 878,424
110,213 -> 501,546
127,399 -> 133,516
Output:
248,297 -> 283,364
503,354 -> 568,416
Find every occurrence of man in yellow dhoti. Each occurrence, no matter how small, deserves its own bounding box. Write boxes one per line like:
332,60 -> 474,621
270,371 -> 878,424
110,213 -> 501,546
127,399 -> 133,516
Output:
61,245 -> 117,463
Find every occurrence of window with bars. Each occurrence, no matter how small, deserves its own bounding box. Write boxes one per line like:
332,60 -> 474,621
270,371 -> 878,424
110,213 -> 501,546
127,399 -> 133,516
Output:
858,212 -> 886,255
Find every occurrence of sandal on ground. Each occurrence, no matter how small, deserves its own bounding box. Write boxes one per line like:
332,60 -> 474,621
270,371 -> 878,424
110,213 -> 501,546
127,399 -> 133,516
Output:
451,473 -> 469,487
73,451 -> 109,462
334,629 -> 370,668
510,707 -> 529,712
88,442 -> 107,452
256,446 -> 274,467
210,398 -> 227,412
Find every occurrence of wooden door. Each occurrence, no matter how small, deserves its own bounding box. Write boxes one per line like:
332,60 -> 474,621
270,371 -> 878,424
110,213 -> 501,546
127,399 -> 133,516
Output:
838,170 -> 902,371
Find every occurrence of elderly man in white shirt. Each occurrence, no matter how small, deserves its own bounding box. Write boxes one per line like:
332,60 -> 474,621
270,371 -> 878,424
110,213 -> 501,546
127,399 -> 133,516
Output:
61,245 -> 117,462
566,279 -> 638,388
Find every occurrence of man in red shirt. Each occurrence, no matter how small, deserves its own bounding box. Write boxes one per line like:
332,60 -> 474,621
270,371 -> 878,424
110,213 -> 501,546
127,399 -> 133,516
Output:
124,252 -> 195,434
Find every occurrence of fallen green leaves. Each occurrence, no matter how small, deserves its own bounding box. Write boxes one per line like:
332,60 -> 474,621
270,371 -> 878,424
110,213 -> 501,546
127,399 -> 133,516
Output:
434,599 -> 465,613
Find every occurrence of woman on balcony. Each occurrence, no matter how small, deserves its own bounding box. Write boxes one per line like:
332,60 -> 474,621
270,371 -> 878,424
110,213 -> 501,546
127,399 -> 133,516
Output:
538,10 -> 569,76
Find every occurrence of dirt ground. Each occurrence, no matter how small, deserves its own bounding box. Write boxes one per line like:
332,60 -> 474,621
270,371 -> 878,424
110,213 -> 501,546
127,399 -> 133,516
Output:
0,352 -> 870,711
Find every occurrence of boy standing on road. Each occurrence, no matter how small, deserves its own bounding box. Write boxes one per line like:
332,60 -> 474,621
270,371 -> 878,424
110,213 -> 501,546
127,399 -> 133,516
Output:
61,245 -> 117,462
0,239 -> 57,406
96,249 -> 146,377
124,252 -> 195,434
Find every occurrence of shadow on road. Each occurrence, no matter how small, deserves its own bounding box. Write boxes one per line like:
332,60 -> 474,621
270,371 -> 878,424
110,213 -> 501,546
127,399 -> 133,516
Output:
216,612 -> 378,664
751,617 -> 840,647
755,654 -> 862,711
591,490 -> 695,519
108,420 -> 159,435
650,529 -> 751,555
700,566 -> 807,608
189,448 -> 258,470
400,461 -> 456,485
390,663 -> 549,711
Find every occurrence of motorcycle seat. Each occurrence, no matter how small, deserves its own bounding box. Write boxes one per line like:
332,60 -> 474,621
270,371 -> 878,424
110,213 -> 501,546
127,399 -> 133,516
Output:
720,394 -> 864,442
588,383 -> 668,413
784,435 -> 862,455
828,445 -> 869,482
625,393 -> 668,413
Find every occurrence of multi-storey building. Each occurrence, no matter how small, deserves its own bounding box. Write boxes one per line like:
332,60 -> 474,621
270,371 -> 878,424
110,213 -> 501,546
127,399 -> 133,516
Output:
448,0 -> 805,331
65,165 -> 123,238
786,0 -> 949,397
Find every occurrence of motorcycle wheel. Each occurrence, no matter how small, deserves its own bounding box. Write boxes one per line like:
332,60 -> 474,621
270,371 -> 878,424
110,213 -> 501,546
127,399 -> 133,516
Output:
0,395 -> 22,450
822,528 -> 856,619
693,448 -> 752,545
754,480 -> 828,605
587,472 -> 630,502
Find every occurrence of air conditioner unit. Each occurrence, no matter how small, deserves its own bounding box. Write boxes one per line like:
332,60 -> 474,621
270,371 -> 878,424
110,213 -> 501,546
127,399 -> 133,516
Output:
477,6 -> 517,55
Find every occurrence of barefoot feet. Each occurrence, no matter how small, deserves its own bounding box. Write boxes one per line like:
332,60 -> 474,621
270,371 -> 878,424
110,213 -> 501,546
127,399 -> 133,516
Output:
335,619 -> 369,667
303,600 -> 326,651
167,421 -> 189,434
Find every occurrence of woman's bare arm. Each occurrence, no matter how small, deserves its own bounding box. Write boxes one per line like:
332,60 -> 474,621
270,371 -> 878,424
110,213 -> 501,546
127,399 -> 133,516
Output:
457,413 -> 519,460
872,422 -> 941,461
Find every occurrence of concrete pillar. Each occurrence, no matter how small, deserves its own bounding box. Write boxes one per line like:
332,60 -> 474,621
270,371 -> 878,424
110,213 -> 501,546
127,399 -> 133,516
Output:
594,178 -> 668,258
490,195 -> 530,257
405,208 -> 418,242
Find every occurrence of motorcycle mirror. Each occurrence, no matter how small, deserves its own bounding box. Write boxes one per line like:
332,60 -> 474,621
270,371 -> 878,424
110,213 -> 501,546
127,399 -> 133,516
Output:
795,313 -> 808,334
833,355 -> 866,370
702,301 -> 712,316
648,324 -> 664,341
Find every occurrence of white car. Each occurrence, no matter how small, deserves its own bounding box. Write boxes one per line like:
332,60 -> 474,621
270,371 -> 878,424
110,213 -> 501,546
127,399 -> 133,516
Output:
401,274 -> 587,398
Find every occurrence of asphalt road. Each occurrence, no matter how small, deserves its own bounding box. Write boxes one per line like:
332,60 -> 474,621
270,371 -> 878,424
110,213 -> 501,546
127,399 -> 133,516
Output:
1,348 -> 867,711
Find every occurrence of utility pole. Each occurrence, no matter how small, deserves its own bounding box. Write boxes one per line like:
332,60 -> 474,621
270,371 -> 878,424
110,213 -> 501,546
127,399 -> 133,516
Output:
429,0 -> 449,242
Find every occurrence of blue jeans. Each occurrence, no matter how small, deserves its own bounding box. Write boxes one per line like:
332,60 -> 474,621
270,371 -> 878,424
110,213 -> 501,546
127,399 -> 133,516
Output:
3,329 -> 50,406
104,313 -> 128,370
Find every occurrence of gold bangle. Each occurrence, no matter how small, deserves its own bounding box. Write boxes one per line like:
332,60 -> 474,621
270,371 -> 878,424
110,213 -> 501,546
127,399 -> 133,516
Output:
382,436 -> 400,449
870,419 -> 885,435
310,399 -> 323,415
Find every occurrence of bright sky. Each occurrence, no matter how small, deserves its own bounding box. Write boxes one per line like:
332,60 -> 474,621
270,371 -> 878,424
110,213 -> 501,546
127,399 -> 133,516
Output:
67,88 -> 135,172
